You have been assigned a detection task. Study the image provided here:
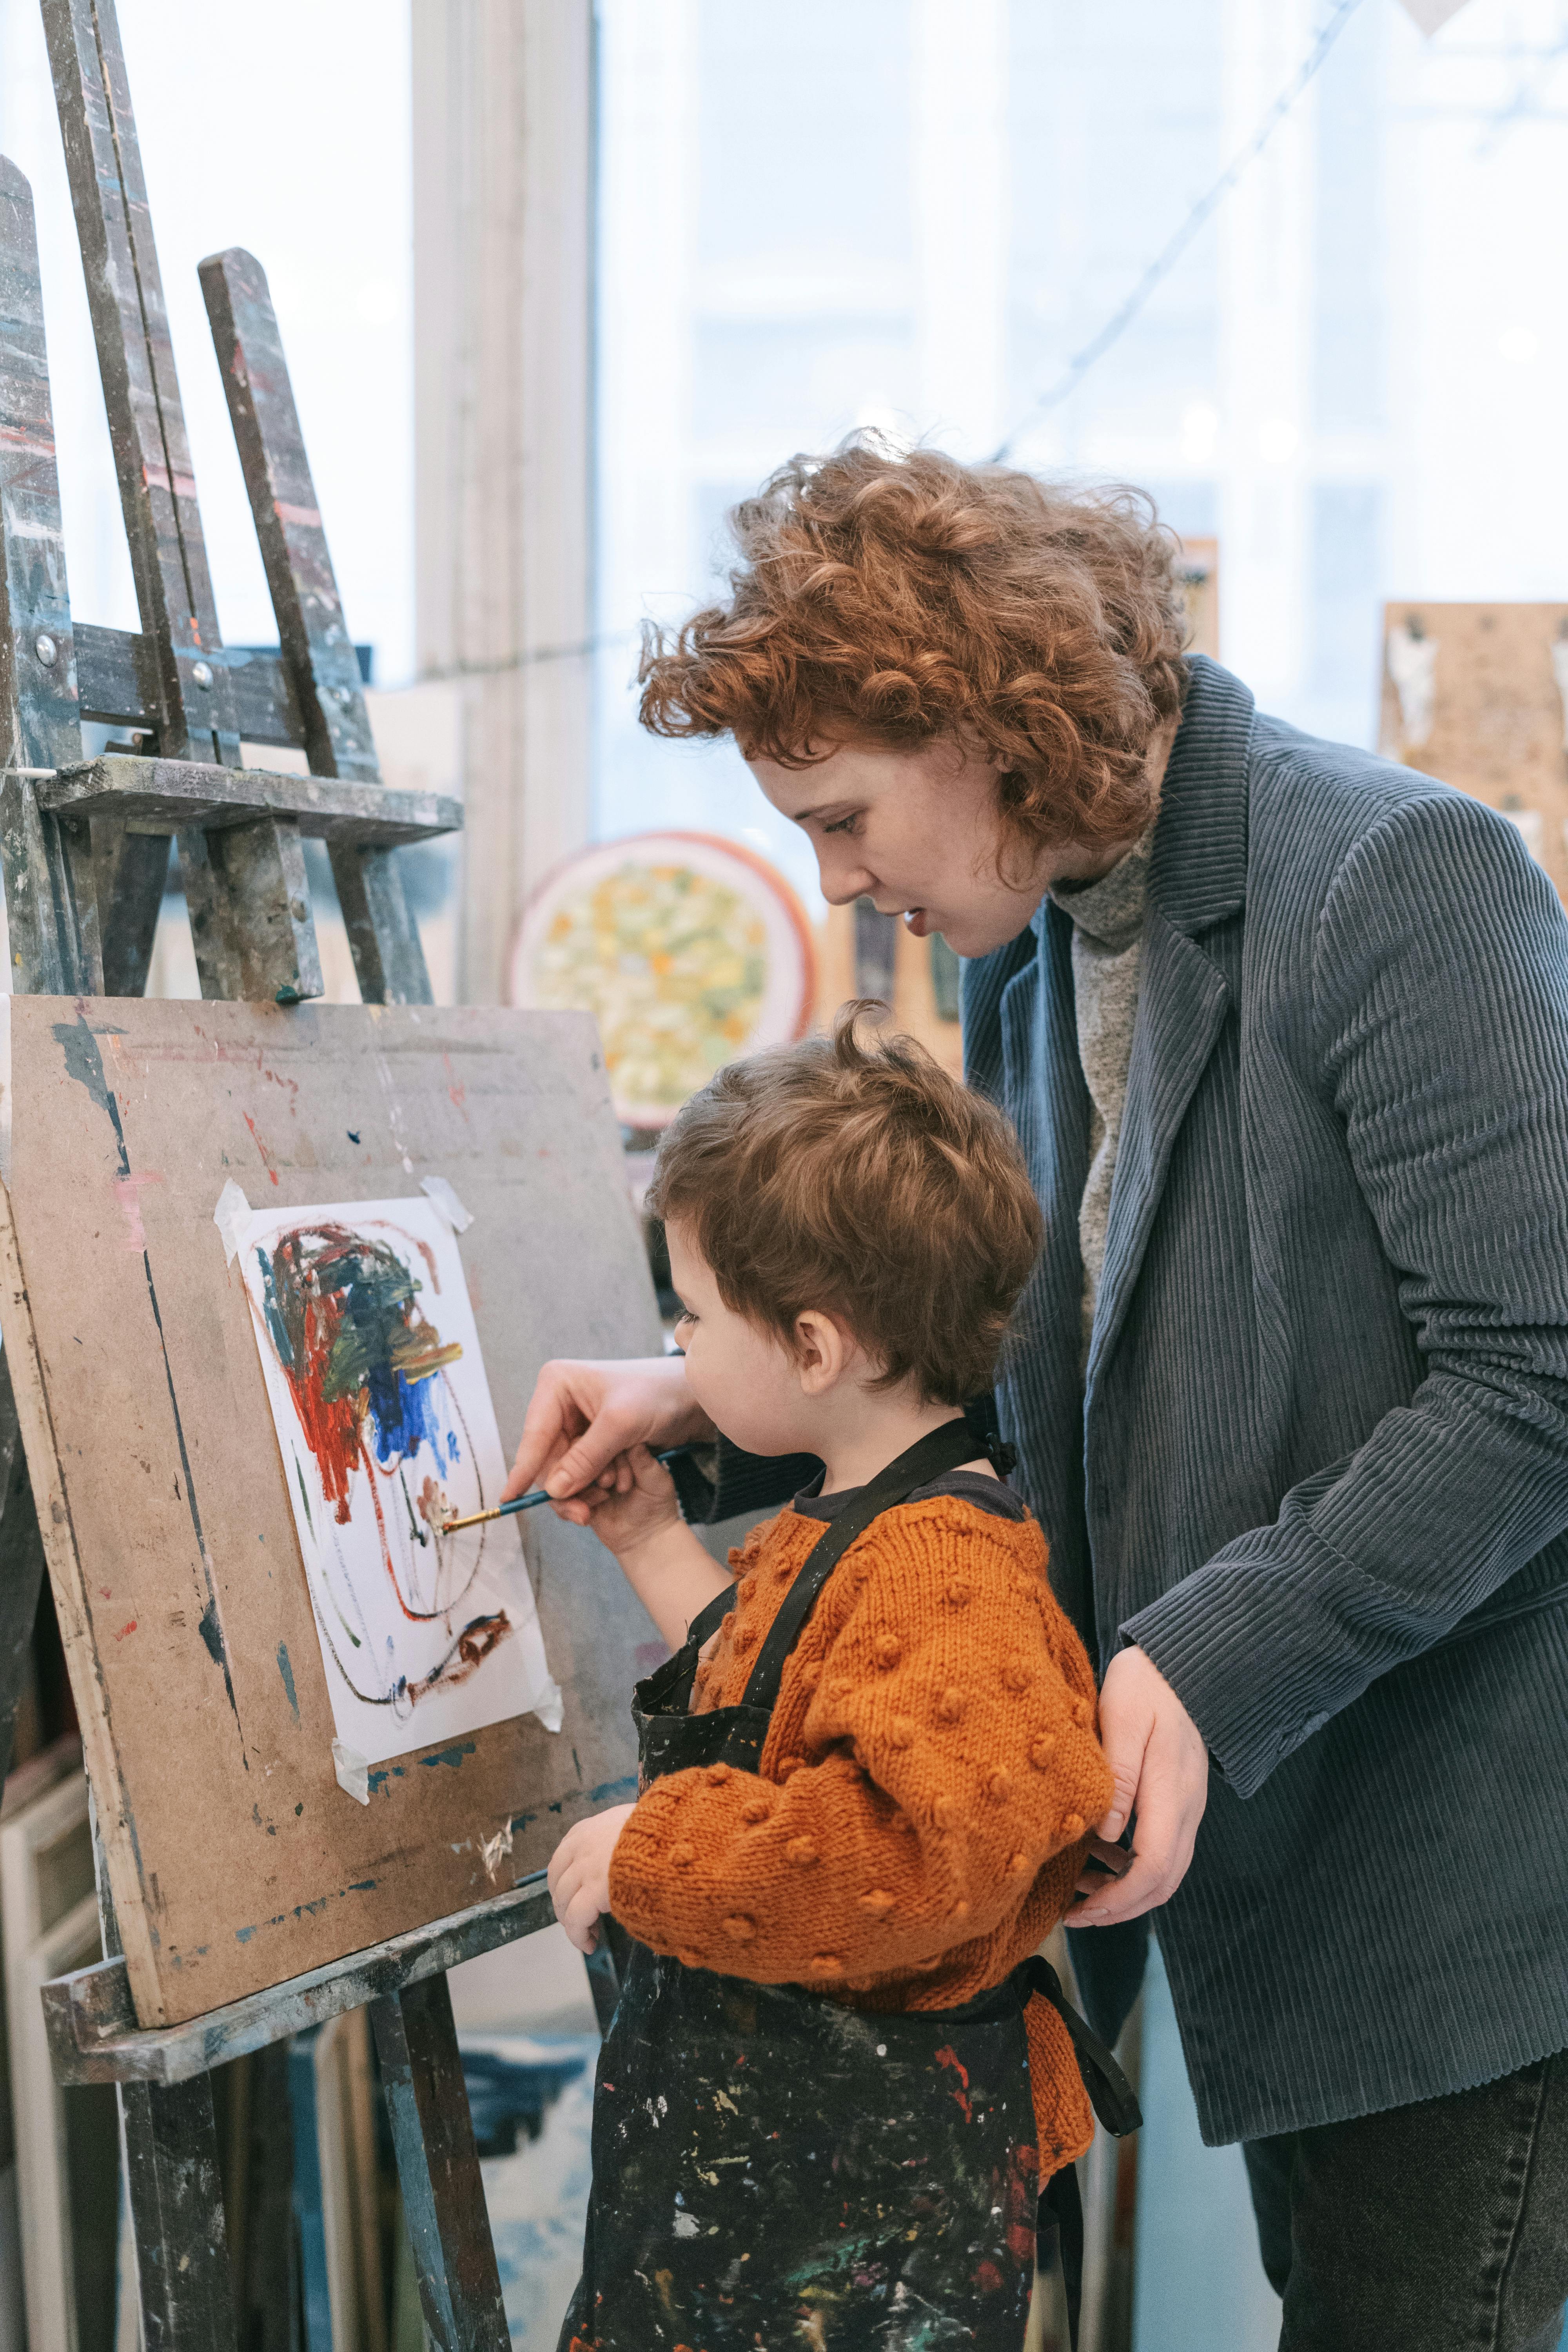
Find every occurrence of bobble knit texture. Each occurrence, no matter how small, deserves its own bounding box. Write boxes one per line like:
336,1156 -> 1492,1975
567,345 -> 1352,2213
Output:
608,1495 -> 1114,2166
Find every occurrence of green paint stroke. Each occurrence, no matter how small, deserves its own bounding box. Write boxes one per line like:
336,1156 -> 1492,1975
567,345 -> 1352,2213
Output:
276,1642 -> 299,1721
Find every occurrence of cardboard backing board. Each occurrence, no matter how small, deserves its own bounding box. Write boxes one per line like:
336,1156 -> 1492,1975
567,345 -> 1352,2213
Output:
0,998 -> 666,2027
1379,601 -> 1568,907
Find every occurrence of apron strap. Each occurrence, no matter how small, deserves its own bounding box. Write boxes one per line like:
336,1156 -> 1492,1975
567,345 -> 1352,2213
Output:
737,1417 -> 987,1718
687,1587 -> 733,1650
1038,2159 -> 1085,2351
1022,1954 -> 1143,2137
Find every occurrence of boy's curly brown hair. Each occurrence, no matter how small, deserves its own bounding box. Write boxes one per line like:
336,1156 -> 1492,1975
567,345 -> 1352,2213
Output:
637,434 -> 1190,860
647,1004 -> 1044,1406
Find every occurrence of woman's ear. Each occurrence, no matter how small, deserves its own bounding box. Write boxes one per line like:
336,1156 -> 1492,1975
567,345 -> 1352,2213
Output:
793,1308 -> 855,1396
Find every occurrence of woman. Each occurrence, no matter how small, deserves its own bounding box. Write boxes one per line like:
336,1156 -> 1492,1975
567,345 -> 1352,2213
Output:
510,438 -> 1568,2350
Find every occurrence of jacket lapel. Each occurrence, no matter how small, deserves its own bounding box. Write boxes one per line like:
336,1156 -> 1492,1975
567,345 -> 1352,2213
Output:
1083,656 -> 1255,1406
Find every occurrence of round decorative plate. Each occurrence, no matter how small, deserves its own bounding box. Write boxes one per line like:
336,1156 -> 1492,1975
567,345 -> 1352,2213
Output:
508,831 -> 817,1126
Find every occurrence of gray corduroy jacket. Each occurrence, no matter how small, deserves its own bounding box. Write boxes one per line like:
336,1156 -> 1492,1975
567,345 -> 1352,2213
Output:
683,653 -> 1568,2145
964,653 -> 1568,2143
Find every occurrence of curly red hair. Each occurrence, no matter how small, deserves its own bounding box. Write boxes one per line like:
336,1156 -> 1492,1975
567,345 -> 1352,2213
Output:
637,434 -> 1191,857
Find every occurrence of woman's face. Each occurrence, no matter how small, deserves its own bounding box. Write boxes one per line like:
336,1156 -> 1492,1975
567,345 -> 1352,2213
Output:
748,736 -> 1115,959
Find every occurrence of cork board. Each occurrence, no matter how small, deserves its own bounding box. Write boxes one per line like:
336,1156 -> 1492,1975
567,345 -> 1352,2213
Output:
0,997 -> 664,2027
1378,601 -> 1568,907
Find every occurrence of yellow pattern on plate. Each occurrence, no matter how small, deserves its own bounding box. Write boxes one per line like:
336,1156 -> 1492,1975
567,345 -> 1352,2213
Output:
529,862 -> 768,1113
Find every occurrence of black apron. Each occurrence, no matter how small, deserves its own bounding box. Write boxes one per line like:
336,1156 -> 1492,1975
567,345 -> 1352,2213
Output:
560,1422 -> 1139,2352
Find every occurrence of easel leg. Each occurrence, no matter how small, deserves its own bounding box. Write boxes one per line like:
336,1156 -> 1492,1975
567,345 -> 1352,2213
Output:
370,1973 -> 507,2352
119,2074 -> 238,2351
0,1348 -> 47,1788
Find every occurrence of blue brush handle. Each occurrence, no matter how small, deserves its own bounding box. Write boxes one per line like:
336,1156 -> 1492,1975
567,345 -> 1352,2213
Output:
494,1442 -> 697,1519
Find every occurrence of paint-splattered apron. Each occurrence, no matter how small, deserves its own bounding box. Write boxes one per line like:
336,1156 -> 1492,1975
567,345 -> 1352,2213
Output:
559,1423 -> 1139,2352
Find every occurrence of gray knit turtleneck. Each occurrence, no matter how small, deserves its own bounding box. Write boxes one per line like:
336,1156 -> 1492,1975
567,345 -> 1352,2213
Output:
1048,829 -> 1154,1354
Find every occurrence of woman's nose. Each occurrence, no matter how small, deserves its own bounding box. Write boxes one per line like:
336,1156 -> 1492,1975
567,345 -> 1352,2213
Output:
815,847 -> 876,907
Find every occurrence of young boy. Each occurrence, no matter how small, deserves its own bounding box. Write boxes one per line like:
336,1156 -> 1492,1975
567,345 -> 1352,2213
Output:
547,1010 -> 1125,2352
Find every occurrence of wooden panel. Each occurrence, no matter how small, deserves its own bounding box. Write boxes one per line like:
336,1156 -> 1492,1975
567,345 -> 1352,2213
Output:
199,247 -> 432,1005
42,0 -> 325,1000
199,249 -> 377,789
1378,600 -> 1568,907
0,158 -> 96,996
0,998 -> 661,2027
42,0 -> 237,762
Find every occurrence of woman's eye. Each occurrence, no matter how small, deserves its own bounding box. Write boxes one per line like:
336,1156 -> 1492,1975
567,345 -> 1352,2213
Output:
674,1308 -> 696,1330
821,813 -> 860,837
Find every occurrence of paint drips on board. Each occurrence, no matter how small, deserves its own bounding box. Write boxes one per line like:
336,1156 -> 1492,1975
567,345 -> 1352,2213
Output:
238,1195 -> 561,1769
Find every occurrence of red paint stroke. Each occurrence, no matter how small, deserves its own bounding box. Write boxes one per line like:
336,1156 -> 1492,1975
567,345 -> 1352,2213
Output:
243,1112 -> 280,1185
974,2259 -> 1004,2295
112,1169 -> 164,1252
113,1619 -> 138,1641
443,1054 -> 469,1119
935,2044 -> 972,2122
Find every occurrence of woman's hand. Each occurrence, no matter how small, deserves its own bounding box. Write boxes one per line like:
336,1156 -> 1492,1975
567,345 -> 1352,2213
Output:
504,1355 -> 714,1526
549,1803 -> 636,1953
1069,1646 -> 1209,1928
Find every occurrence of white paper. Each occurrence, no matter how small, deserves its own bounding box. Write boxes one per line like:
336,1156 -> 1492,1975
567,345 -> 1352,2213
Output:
237,1195 -> 561,1768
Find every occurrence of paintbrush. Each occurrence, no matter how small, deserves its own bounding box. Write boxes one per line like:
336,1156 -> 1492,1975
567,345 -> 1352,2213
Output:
439,1445 -> 699,1533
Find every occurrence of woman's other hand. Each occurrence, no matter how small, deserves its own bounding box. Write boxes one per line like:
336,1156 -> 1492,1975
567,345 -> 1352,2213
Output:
503,1355 -> 714,1525
549,1803 -> 636,1953
1069,1645 -> 1209,1927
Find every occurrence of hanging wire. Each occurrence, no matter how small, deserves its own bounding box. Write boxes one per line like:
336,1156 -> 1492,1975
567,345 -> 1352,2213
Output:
417,628 -> 639,683
991,0 -> 1370,463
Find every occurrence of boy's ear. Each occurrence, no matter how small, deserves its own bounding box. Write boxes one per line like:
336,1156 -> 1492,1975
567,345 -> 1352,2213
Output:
793,1308 -> 856,1396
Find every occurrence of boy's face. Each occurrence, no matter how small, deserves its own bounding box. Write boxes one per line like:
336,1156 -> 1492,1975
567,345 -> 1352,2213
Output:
748,736 -> 1135,958
665,1221 -> 838,1459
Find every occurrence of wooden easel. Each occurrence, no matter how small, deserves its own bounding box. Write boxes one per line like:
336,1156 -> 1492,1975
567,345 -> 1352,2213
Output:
0,2 -> 614,2342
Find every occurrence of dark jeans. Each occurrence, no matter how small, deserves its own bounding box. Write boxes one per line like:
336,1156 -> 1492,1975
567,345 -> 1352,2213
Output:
1243,2049 -> 1568,2350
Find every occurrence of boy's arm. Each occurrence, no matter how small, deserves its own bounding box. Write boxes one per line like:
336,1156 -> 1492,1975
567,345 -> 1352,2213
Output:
609,1519 -> 1112,1984
574,1445 -> 731,1651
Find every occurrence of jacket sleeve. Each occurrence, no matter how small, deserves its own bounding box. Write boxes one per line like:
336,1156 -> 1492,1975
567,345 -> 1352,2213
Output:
608,1520 -> 1112,1983
667,1437 -> 820,1527
1124,790 -> 1568,1797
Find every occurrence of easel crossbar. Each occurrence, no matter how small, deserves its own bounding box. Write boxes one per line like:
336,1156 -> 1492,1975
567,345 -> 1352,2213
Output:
44,1876 -> 556,2087
71,625 -> 304,745
41,754 -> 462,847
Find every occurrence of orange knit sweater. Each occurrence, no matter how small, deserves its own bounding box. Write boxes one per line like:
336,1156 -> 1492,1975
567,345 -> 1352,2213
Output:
608,1494 -> 1115,2169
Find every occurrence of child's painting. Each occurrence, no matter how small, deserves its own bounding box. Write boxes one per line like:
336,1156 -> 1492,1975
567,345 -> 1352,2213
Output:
238,1196 -> 561,1768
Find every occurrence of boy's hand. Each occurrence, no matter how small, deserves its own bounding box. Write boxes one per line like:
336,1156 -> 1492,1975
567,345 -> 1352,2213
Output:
571,1443 -> 682,1562
549,1803 -> 635,1953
